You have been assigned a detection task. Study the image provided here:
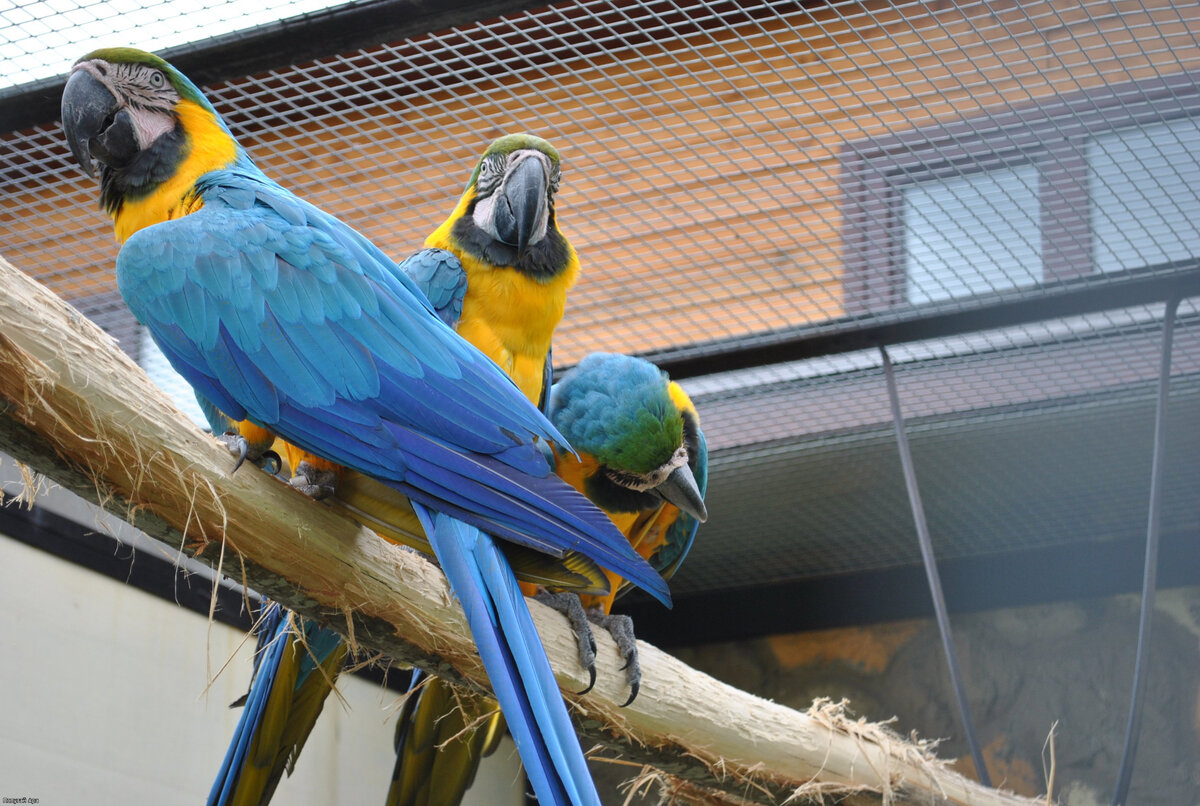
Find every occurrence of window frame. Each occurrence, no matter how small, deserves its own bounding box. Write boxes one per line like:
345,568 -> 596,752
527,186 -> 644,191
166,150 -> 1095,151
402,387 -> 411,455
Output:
838,71 -> 1200,315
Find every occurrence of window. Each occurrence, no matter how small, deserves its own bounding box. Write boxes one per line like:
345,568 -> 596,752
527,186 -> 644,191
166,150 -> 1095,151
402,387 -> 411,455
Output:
903,164 -> 1042,304
839,72 -> 1200,314
1089,115 -> 1200,274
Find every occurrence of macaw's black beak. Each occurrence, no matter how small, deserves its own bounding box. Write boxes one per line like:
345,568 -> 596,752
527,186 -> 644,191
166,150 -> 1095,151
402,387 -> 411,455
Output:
61,68 -> 136,177
493,154 -> 549,254
655,463 -> 708,523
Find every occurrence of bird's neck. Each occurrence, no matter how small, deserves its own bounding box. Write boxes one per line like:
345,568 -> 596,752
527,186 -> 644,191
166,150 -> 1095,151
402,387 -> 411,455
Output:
109,100 -> 238,242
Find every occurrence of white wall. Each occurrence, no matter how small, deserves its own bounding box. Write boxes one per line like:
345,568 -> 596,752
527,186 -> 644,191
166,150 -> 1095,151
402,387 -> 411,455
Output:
0,465 -> 525,805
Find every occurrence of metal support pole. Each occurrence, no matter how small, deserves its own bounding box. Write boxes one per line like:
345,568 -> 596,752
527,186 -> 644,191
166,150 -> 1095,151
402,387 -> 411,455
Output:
880,346 -> 991,787
1111,297 -> 1180,806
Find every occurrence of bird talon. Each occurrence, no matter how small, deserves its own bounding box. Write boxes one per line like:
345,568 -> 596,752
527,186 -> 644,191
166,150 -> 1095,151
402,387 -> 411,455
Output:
216,432 -> 280,476
259,450 -> 283,476
575,665 -> 597,696
217,431 -> 251,473
289,461 -> 338,500
535,591 -> 597,676
585,611 -> 642,703
620,681 -> 640,708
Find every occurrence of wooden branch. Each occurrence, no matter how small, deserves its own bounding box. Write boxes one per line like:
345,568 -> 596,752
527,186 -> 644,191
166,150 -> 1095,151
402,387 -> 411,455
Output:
0,255 -> 1047,806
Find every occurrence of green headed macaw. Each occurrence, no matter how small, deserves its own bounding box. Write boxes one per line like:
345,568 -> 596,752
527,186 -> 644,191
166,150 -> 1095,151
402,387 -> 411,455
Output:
548,352 -> 707,609
60,48 -> 667,806
543,351 -> 707,703
389,352 -> 708,806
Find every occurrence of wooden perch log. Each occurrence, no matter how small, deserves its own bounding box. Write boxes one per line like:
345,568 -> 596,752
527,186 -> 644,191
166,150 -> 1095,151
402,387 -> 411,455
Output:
0,254 -> 1046,806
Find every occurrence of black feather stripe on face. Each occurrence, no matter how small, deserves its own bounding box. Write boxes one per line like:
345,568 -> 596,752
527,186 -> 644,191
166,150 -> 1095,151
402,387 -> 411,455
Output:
98,123 -> 188,214
449,213 -> 572,281
681,409 -> 702,468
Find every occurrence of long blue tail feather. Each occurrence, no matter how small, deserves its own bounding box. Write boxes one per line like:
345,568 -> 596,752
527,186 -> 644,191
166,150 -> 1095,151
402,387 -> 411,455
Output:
208,602 -> 347,806
208,607 -> 290,805
412,503 -> 601,806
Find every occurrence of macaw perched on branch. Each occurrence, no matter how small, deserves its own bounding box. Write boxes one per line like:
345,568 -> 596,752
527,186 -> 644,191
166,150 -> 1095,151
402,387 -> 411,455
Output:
390,352 -> 708,806
548,353 -> 708,603
281,132 -> 577,492
545,351 -> 707,701
199,135 -> 586,806
366,134 -> 584,806
60,48 -> 668,806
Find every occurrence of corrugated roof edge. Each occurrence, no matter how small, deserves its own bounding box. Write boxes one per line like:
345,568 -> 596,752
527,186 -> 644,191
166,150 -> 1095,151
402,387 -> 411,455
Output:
0,0 -> 543,133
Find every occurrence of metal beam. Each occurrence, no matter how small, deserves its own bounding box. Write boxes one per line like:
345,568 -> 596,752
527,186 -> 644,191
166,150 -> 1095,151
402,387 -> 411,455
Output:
622,528 -> 1200,648
642,265 -> 1200,381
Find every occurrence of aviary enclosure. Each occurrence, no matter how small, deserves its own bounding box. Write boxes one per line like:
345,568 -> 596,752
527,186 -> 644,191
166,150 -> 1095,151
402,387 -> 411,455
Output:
1,0 -> 1197,803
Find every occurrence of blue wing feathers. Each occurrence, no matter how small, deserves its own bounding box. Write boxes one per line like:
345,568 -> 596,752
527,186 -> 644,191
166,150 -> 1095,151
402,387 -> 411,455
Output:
398,248 -> 468,328
122,169 -> 670,806
208,608 -> 289,805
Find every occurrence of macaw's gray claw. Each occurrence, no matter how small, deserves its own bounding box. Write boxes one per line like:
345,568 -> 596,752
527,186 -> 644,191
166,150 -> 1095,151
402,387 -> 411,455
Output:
216,432 -> 250,473
288,460 -> 338,500
216,433 -> 283,477
259,450 -> 283,476
587,611 -> 641,706
535,591 -> 597,693
578,664 -> 597,696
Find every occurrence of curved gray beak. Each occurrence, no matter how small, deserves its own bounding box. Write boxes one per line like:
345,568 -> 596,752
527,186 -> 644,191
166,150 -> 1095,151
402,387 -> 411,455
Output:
655,463 -> 708,523
492,154 -> 549,254
61,68 -> 134,176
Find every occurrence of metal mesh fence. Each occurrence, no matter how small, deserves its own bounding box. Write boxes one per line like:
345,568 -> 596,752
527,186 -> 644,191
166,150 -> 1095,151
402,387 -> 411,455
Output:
1,0 -> 1198,594
680,303 -> 1200,593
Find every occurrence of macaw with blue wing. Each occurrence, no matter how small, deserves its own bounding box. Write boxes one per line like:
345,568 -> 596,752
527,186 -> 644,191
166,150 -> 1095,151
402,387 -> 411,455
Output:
60,48 -> 666,806
281,132 -> 576,492
390,352 -> 708,806
200,135 -> 591,806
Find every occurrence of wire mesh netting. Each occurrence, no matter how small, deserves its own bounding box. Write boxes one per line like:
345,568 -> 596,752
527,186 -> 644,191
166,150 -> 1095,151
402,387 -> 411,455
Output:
680,305 -> 1200,593
1,0 -> 1198,594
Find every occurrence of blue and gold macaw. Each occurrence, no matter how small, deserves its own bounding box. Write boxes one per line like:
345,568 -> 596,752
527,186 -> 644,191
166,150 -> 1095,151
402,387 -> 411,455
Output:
201,135 -> 587,806
548,352 -> 707,611
281,132 -> 576,492
375,135 -> 584,806
546,352 -> 707,701
389,352 -> 708,806
60,48 -> 666,806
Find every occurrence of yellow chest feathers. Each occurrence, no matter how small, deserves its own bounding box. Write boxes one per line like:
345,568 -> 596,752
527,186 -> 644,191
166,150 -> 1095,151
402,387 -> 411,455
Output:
112,100 -> 237,242
457,259 -> 571,352
453,262 -> 570,404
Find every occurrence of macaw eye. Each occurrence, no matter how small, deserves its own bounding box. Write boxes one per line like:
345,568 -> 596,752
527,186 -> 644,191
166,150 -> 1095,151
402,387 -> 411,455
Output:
477,155 -> 505,195
149,70 -> 165,88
